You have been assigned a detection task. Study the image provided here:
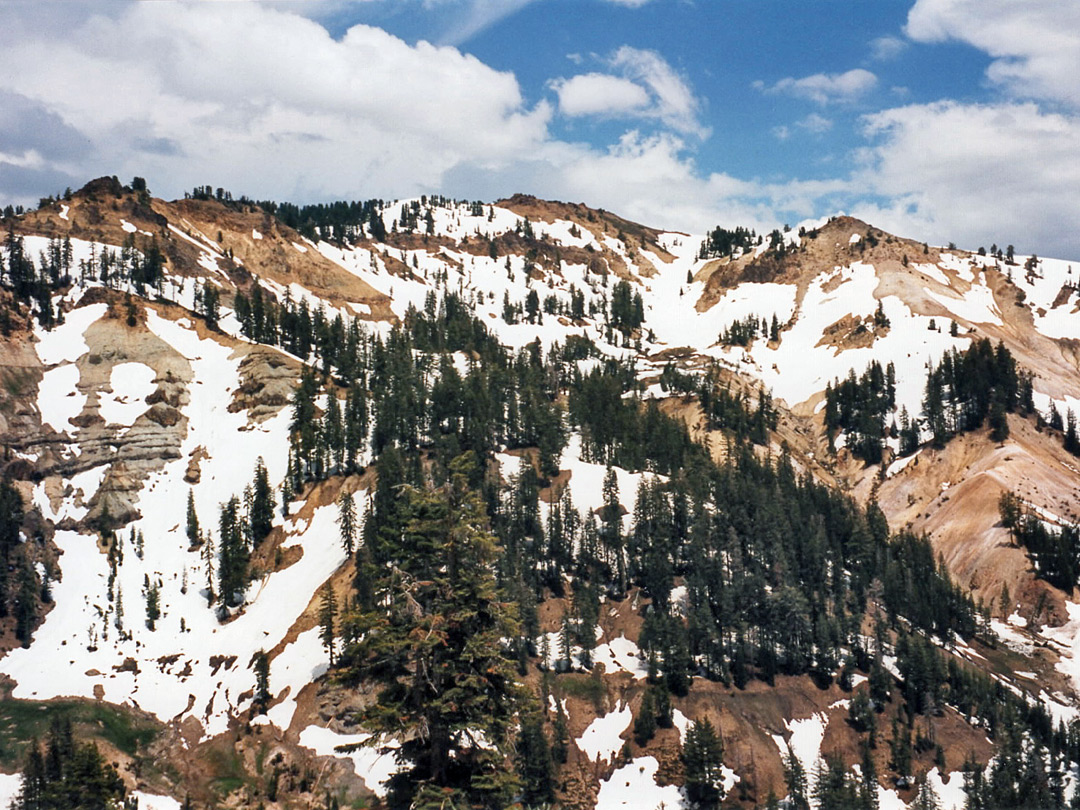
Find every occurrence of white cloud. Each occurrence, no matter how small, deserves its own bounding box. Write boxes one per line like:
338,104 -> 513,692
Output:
797,113 -> 833,134
550,46 -> 707,138
761,68 -> 878,105
905,0 -> 1080,108
433,0 -> 537,46
853,101 -> 1080,258
869,35 -> 908,61
553,73 -> 650,118
609,46 -> 708,137
0,2 -> 551,202
602,0 -> 655,6
772,125 -> 791,141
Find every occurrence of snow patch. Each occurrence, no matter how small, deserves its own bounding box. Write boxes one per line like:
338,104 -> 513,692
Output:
298,725 -> 398,798
596,756 -> 683,810
98,362 -> 156,426
577,702 -> 632,764
38,364 -> 84,433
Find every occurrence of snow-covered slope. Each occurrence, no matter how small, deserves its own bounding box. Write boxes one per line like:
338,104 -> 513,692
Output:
5,181 -> 1080,807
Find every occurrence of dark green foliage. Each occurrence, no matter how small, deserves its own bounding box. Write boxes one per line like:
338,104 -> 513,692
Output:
698,225 -> 756,259
516,712 -> 555,806
11,717 -> 129,810
336,454 -> 528,810
824,360 -> 896,464
682,718 -> 725,809
1005,505 -> 1080,591
880,532 -> 978,639
719,314 -> 771,347
252,650 -> 270,715
922,338 -> 1024,448
216,495 -> 248,611
634,689 -> 657,745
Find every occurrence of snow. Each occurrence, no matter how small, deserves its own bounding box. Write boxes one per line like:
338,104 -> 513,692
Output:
593,635 -> 649,679
924,279 -> 1003,326
98,362 -> 156,426
849,233 -> 862,244
991,618 -> 1035,656
59,204 -> 69,221
1043,601 -> 1080,695
291,241 -> 308,253
38,364 -> 84,433
264,627 -> 328,730
737,263 -> 967,413
771,713 -> 828,797
252,229 -> 262,240
0,773 -> 21,807
577,702 -> 632,764
132,792 -> 183,810
1,309 -> 349,741
596,756 -> 683,810
886,448 -> 922,478
34,303 -> 106,365
299,725 -> 398,798
121,219 -> 137,233
167,224 -> 223,257
672,708 -> 691,742
925,767 -> 967,810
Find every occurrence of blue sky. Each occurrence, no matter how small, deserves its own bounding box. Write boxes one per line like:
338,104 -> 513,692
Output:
1,0 -> 1079,258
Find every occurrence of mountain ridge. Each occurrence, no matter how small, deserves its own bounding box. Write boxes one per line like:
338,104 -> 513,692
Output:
1,175 -> 1079,808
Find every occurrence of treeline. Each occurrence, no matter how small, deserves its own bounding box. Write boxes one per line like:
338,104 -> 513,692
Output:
824,339 -> 1034,465
697,225 -> 758,260
719,313 -> 780,347
9,717 -> 133,810
1,227 -> 167,332
923,338 -> 1032,447
999,492 -> 1080,592
824,360 -> 896,464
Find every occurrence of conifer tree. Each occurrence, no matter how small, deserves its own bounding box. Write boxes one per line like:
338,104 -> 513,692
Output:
516,712 -> 555,806
185,490 -> 199,546
248,457 -> 276,542
683,718 -> 725,809
336,453 -> 528,810
318,581 -> 337,665
337,490 -> 357,554
252,649 -> 271,714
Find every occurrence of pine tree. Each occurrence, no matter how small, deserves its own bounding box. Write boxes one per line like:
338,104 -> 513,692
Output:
252,649 -> 271,714
185,490 -> 199,546
336,453 -> 528,810
318,581 -> 337,665
912,776 -> 942,810
516,712 -> 555,806
634,688 -> 657,745
337,490 -> 357,554
248,457 -> 275,542
783,743 -> 810,810
683,718 -> 725,809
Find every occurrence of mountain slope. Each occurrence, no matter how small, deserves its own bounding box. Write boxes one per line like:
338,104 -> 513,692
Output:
1,177 -> 1080,808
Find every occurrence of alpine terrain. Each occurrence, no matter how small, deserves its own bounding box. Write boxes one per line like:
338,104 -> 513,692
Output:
2,176 -> 1080,810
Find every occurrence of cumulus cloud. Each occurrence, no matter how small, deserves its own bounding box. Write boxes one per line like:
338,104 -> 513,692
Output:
608,46 -> 708,137
905,0 -> 1080,108
758,68 -> 878,105
797,113 -> 833,134
869,35 -> 908,61
551,46 -> 707,138
553,73 -> 650,118
0,2 -> 551,203
852,101 -> 1080,258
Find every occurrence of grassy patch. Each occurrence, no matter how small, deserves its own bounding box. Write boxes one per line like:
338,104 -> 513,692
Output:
206,745 -> 247,798
553,672 -> 606,714
0,699 -> 162,767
